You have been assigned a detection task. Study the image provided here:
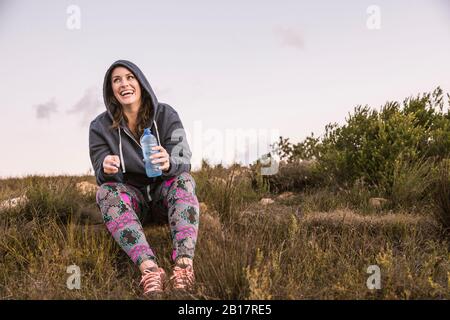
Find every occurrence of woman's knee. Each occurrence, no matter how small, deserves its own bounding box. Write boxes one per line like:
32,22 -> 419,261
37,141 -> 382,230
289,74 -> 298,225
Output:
96,182 -> 142,202
96,182 -> 122,204
170,172 -> 197,193
96,182 -> 143,219
165,172 -> 199,211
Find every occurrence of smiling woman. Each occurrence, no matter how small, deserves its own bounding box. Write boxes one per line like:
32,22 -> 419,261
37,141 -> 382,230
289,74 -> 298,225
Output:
107,66 -> 149,140
88,60 -> 200,297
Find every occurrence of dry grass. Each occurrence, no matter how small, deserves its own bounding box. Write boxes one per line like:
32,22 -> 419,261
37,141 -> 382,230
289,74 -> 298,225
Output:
0,167 -> 449,300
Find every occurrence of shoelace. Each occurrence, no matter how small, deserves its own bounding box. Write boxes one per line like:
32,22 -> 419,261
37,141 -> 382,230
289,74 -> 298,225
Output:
170,265 -> 194,289
140,268 -> 164,294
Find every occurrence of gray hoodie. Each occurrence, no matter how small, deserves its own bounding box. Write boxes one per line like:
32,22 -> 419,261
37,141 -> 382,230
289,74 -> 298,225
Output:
89,60 -> 192,202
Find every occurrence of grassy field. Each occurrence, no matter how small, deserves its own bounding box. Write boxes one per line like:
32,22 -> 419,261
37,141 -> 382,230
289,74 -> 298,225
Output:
0,164 -> 449,299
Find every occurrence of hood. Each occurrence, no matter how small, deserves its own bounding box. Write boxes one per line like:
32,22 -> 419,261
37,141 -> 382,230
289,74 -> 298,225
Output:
102,60 -> 162,177
103,59 -> 159,125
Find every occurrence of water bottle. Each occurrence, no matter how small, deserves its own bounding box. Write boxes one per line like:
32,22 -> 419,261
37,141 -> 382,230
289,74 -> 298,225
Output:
140,128 -> 162,177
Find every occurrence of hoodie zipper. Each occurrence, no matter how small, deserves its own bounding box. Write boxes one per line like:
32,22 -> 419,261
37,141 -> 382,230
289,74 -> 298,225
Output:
122,126 -> 143,149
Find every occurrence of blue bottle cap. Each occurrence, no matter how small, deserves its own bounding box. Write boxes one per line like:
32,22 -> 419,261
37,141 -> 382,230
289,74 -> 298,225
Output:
144,128 -> 151,135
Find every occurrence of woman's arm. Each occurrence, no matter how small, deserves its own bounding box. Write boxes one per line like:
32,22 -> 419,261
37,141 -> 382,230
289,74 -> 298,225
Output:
89,120 -> 124,186
160,107 -> 192,178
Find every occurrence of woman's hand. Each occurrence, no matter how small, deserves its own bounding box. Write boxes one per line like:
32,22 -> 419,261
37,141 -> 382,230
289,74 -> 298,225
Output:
103,155 -> 120,175
149,146 -> 171,172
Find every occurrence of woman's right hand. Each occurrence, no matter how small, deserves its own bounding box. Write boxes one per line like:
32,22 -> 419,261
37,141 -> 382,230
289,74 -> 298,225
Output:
103,155 -> 120,175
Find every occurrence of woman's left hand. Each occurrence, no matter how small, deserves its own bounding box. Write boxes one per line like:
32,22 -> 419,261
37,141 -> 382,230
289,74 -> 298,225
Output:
149,146 -> 171,172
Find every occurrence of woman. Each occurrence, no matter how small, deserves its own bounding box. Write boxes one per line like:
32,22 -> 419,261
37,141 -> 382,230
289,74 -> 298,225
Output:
89,60 -> 200,295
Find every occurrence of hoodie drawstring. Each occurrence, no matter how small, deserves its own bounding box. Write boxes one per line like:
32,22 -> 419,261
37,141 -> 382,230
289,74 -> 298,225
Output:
118,127 -> 126,173
117,121 -> 162,203
117,120 -> 161,175
153,120 -> 161,146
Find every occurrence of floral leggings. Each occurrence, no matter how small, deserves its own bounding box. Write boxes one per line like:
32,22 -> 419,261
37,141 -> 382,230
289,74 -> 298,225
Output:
95,172 -> 200,267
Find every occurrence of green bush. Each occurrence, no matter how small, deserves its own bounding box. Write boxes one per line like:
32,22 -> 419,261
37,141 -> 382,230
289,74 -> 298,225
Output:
259,160 -> 322,194
272,87 -> 450,200
390,156 -> 436,210
432,158 -> 450,230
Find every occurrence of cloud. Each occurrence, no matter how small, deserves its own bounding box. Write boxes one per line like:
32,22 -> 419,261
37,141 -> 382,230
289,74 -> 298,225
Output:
67,87 -> 103,126
274,26 -> 304,50
34,98 -> 58,119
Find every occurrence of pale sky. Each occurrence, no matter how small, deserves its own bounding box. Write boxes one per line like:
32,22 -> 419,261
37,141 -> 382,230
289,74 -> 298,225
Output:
0,0 -> 449,178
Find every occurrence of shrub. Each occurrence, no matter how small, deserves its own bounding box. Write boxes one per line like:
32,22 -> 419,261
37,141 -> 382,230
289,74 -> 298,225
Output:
390,156 -> 436,210
271,87 -> 450,207
432,158 -> 450,230
259,160 -> 322,194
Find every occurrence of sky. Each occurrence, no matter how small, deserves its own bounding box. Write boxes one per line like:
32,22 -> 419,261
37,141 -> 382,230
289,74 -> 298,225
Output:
0,0 -> 449,178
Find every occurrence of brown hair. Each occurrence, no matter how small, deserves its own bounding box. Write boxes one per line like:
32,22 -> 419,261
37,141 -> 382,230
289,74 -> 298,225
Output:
106,69 -> 154,139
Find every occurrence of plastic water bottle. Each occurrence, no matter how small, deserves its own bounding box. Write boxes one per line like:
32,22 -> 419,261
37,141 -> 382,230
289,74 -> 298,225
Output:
140,128 -> 162,177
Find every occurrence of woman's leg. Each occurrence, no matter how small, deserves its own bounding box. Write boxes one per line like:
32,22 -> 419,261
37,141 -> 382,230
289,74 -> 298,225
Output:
156,172 -> 200,264
96,182 -> 158,272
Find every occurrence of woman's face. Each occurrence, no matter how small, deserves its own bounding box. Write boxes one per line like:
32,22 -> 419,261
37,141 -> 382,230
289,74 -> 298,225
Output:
111,66 -> 142,108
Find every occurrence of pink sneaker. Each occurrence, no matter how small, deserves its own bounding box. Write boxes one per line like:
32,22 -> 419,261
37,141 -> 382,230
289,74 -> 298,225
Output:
140,267 -> 166,295
170,265 -> 195,291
